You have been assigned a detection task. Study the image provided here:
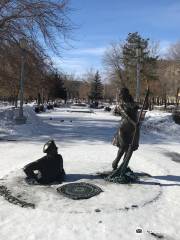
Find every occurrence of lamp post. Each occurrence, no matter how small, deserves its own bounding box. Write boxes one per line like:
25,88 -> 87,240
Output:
15,37 -> 28,124
135,47 -> 142,102
131,42 -> 146,102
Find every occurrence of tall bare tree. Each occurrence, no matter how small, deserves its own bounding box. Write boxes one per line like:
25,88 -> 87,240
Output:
0,0 -> 74,102
78,81 -> 91,100
103,42 -> 125,88
167,41 -> 180,60
0,0 -> 72,54
159,41 -> 180,97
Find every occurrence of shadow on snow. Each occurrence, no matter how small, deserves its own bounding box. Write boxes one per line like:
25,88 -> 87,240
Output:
1,114 -> 119,144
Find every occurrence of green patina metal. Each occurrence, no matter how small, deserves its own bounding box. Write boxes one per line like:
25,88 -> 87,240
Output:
57,182 -> 103,200
105,167 -> 138,184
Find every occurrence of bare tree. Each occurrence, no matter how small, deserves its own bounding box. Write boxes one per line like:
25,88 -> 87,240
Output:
166,41 -> 180,97
0,0 -> 73,54
142,41 -> 180,103
0,40 -> 53,103
63,74 -> 81,99
167,41 -> 180,60
103,42 -> 125,88
157,59 -> 180,97
78,81 -> 91,101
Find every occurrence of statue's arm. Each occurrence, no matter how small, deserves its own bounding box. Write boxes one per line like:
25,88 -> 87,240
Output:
119,106 -> 137,127
23,159 -> 42,179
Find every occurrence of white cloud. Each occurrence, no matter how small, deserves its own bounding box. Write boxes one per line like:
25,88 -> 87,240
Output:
70,47 -> 106,56
158,40 -> 172,57
51,46 -> 107,75
51,56 -> 98,75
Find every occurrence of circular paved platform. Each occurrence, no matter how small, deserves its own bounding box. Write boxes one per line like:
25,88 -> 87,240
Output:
0,170 -> 162,212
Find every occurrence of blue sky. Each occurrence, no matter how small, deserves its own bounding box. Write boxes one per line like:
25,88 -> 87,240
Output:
54,0 -> 180,76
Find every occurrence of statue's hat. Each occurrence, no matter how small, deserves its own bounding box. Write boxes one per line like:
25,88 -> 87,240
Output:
120,87 -> 129,96
43,140 -> 57,153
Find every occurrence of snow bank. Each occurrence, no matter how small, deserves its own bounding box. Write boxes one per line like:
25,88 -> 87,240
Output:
0,105 -> 45,139
142,110 -> 180,139
0,105 -> 15,138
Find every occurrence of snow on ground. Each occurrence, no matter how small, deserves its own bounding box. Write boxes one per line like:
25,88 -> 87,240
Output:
0,105 -> 180,240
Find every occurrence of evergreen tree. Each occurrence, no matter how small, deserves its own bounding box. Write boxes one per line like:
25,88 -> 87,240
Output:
48,72 -> 67,100
122,32 -> 158,95
90,71 -> 103,102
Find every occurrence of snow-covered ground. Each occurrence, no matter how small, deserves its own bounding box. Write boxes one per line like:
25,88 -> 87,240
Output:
0,105 -> 180,240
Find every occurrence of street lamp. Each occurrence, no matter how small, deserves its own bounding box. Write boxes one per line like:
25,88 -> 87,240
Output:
131,42 -> 146,102
15,37 -> 28,124
135,47 -> 142,101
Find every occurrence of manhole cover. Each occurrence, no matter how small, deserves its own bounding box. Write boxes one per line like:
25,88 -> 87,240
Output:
57,182 -> 103,200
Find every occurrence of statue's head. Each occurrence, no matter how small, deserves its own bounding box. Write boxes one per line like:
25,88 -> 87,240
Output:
120,87 -> 130,101
43,140 -> 57,154
120,87 -> 134,103
120,87 -> 129,95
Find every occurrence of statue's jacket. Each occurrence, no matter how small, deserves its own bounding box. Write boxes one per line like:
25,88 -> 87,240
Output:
24,154 -> 65,184
112,102 -> 139,151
